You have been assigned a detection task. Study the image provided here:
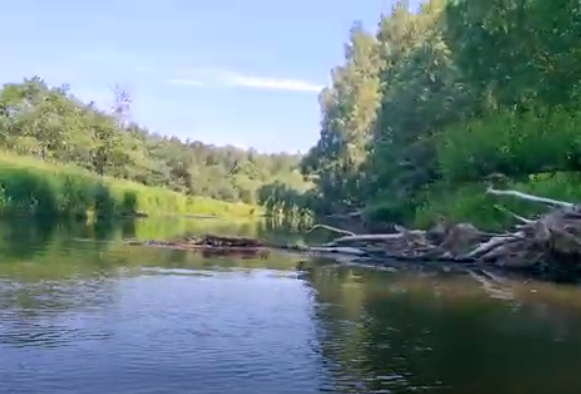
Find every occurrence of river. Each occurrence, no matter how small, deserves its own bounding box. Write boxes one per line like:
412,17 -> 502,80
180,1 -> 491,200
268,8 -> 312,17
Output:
1,218 -> 581,393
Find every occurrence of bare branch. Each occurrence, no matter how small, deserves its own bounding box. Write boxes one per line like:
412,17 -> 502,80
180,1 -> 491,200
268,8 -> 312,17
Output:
487,187 -> 574,209
305,224 -> 356,236
493,204 -> 533,224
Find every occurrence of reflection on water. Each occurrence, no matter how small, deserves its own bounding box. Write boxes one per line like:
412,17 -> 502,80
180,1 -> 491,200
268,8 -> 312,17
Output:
1,218 -> 581,393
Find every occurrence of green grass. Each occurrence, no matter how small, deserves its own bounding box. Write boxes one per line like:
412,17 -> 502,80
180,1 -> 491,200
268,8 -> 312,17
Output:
408,108 -> 581,230
413,173 -> 581,231
0,152 -> 260,219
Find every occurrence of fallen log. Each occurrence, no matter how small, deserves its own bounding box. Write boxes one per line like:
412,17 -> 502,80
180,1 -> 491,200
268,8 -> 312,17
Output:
121,188 -> 581,281
324,210 -> 363,219
299,189 -> 581,279
305,224 -> 356,237
486,186 -> 575,209
127,234 -> 270,258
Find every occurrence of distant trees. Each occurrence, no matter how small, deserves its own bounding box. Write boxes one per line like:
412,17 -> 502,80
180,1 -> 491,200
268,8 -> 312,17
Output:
0,77 -> 310,204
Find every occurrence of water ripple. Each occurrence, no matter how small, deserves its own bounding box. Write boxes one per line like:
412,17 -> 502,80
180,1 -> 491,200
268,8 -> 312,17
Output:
3,234 -> 581,393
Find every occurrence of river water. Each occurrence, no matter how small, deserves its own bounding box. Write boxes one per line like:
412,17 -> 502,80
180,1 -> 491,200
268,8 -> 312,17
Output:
1,218 -> 581,394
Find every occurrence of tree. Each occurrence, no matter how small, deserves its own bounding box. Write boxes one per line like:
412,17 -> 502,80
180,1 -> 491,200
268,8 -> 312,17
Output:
111,84 -> 132,129
301,22 -> 381,213
291,0 -> 581,227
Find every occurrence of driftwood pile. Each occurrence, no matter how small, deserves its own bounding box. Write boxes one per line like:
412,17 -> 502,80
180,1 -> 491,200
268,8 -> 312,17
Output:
125,187 -> 581,279
299,187 -> 581,279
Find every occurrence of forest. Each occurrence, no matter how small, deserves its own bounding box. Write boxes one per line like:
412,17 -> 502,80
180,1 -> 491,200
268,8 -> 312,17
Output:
260,0 -> 581,230
0,77 -> 309,207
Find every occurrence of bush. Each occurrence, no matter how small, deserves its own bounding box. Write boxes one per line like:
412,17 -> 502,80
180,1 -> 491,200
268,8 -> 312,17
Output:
436,107 -> 581,183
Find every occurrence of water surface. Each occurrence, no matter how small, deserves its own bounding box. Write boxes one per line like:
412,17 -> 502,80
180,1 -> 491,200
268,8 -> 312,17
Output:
1,218 -> 581,394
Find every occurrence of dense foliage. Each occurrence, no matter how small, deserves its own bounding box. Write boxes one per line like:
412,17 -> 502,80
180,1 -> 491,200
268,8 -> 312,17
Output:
266,0 -> 581,229
0,77 -> 308,205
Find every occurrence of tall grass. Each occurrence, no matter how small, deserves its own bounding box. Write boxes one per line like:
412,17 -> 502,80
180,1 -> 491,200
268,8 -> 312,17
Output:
0,152 -> 259,219
413,174 -> 581,231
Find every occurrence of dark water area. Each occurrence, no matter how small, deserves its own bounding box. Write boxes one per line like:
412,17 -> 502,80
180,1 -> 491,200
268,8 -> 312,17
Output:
2,218 -> 581,393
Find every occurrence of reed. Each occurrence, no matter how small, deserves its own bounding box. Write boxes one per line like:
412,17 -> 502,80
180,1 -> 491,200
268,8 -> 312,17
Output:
0,152 -> 259,219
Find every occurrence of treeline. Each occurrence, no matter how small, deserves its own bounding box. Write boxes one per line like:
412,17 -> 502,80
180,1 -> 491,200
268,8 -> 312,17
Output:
0,77 -> 308,205
261,0 -> 581,229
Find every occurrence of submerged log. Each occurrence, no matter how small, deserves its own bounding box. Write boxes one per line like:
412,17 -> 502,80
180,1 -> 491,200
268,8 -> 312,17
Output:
128,234 -> 270,258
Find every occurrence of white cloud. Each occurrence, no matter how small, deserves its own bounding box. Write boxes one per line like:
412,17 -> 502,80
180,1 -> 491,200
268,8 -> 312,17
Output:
167,78 -> 205,87
169,70 -> 324,93
72,49 -> 325,93
222,72 -> 324,93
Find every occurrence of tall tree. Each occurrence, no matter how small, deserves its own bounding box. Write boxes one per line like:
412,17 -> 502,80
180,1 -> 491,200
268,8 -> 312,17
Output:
301,22 -> 381,213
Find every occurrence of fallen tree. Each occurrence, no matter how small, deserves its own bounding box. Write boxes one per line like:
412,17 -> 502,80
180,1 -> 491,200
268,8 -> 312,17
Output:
294,187 -> 581,279
123,188 -> 581,280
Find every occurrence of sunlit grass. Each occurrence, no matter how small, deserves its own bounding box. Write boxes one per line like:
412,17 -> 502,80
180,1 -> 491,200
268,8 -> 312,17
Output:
0,152 -> 260,219
414,173 -> 581,230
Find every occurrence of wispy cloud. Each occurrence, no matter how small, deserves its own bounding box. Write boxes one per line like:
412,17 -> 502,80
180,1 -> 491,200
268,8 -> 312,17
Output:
219,71 -> 324,93
167,78 -> 205,87
72,49 -> 325,93
168,69 -> 324,93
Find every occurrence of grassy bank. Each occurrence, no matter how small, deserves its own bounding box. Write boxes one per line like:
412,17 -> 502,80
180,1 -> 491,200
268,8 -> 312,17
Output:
413,173 -> 581,231
0,153 -> 259,219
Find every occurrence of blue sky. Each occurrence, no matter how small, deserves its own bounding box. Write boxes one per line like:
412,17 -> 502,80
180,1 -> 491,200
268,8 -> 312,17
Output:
0,1 -> 390,153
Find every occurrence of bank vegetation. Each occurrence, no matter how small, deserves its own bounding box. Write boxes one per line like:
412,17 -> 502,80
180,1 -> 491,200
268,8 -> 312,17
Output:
258,0 -> 581,232
0,78 -> 310,218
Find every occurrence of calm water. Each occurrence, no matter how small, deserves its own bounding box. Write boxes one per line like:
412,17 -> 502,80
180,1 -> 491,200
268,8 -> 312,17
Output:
2,219 -> 581,394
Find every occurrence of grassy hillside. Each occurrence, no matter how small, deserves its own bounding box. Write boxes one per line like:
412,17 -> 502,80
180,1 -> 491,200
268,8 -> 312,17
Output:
0,152 -> 259,219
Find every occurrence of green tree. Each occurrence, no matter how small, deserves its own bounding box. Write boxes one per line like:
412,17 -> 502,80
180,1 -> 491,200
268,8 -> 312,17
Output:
302,22 -> 381,213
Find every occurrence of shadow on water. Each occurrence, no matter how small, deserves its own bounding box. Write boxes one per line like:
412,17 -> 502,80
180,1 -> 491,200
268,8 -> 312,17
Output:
0,219 -> 59,261
0,217 -> 124,261
301,264 -> 581,394
0,215 -> 299,260
0,215 -> 305,275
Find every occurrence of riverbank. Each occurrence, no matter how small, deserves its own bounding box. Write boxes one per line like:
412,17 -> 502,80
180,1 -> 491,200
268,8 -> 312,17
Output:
411,174 -> 581,231
0,152 -> 259,219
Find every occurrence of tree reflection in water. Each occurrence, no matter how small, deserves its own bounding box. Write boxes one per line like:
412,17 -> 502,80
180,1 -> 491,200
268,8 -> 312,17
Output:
303,261 -> 581,394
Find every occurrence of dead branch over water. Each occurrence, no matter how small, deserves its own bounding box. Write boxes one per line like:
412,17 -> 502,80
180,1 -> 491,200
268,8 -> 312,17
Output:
302,187 -> 581,280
